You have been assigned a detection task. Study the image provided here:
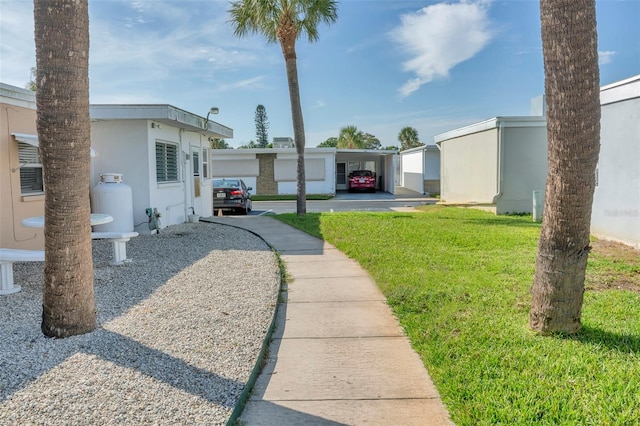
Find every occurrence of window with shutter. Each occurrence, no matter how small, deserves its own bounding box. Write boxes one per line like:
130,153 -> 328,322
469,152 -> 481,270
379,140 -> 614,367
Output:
202,148 -> 209,179
18,142 -> 44,195
156,141 -> 179,183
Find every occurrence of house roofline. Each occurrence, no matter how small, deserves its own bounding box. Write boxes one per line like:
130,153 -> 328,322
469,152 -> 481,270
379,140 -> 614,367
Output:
600,74 -> 640,106
434,116 -> 546,144
210,147 -> 337,155
1,82 -> 36,109
399,144 -> 438,154
336,149 -> 397,154
90,104 -> 233,139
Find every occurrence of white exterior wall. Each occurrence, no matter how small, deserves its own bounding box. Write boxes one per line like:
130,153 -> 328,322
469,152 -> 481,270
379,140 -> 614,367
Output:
212,152 -> 259,178
424,149 -> 440,180
92,120 -> 214,233
149,125 -> 185,229
437,117 -> 547,211
497,126 -> 548,214
384,154 -> 396,194
401,150 -> 424,193
212,149 -> 335,195
210,151 -> 259,194
91,120 -> 153,233
439,128 -> 499,204
591,75 -> 640,248
275,151 -> 335,194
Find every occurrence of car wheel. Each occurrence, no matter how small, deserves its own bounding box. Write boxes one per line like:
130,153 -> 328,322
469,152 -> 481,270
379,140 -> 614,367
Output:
247,200 -> 252,212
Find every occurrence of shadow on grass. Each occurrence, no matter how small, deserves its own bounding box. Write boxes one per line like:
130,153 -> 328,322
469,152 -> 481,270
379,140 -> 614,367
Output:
462,217 -> 542,229
562,325 -> 640,354
274,213 -> 324,240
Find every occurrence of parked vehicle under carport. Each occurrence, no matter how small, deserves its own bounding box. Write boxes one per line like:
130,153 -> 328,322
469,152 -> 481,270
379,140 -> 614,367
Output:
348,170 -> 376,193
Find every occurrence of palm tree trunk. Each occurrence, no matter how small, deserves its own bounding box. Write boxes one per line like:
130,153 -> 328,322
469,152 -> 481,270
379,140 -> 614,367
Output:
529,0 -> 600,334
35,0 -> 96,337
282,44 -> 307,215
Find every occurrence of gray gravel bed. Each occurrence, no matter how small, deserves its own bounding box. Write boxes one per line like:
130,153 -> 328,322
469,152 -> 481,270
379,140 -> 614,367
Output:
0,222 -> 281,425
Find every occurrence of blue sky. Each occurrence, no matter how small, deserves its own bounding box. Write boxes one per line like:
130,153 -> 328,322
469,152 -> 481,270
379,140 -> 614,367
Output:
1,0 -> 638,148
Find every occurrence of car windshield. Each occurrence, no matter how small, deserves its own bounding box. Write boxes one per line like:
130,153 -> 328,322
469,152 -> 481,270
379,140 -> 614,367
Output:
213,179 -> 240,188
352,170 -> 372,177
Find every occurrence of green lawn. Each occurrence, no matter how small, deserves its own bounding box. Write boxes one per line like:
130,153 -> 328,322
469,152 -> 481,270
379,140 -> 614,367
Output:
275,206 -> 640,425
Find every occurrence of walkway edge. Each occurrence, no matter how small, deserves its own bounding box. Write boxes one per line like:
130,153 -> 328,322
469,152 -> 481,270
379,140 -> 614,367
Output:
199,218 -> 286,426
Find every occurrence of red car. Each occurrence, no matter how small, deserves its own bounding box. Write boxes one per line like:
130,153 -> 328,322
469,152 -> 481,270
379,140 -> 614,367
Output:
348,170 -> 376,193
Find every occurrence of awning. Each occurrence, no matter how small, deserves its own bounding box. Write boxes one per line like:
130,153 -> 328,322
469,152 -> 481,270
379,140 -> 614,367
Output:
12,132 -> 95,156
11,133 -> 39,147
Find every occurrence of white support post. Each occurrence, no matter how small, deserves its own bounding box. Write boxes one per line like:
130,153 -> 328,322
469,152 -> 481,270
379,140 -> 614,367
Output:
111,239 -> 129,266
533,190 -> 544,222
0,261 -> 21,295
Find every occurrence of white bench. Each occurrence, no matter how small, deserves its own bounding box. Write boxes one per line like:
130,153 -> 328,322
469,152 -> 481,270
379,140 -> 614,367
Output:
91,231 -> 139,266
1,232 -> 138,295
0,248 -> 45,295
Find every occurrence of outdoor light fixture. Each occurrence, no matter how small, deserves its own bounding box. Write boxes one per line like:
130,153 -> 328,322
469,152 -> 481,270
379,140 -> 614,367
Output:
204,107 -> 219,127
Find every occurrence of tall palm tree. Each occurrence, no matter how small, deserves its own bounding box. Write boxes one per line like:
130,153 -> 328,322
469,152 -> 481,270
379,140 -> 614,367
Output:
529,0 -> 600,334
398,126 -> 422,151
34,0 -> 95,337
337,125 -> 365,149
229,0 -> 338,215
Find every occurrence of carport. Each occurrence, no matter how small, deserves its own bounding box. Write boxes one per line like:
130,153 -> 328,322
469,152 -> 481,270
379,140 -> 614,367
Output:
335,149 -> 397,193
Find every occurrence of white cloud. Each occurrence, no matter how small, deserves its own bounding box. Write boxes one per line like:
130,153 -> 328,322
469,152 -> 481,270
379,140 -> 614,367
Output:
391,0 -> 494,98
215,76 -> 266,92
0,1 -> 276,95
598,50 -> 616,65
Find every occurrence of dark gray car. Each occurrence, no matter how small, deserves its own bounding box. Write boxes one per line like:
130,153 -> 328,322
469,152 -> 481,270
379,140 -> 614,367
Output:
212,178 -> 253,215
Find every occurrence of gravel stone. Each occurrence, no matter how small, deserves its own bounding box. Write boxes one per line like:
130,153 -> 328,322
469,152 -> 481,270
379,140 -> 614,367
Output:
0,222 -> 280,425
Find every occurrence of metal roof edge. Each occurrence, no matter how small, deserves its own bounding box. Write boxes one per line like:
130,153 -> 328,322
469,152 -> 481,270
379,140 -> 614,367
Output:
1,82 -> 36,108
400,144 -> 437,154
336,149 -> 397,154
89,104 -> 233,138
211,147 -> 337,155
600,74 -> 640,106
434,116 -> 546,144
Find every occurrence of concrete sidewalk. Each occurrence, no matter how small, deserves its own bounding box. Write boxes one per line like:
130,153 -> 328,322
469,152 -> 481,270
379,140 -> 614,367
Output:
205,216 -> 453,425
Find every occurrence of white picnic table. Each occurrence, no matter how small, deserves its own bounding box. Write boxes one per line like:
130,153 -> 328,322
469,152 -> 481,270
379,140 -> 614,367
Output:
1,214 -> 115,295
20,213 -> 113,228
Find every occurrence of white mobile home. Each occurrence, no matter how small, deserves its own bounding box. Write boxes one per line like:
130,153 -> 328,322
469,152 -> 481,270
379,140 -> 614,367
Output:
211,148 -> 336,195
2,90 -> 233,244
591,75 -> 640,248
399,145 -> 440,195
436,117 -> 548,214
90,104 -> 232,234
211,148 -> 397,195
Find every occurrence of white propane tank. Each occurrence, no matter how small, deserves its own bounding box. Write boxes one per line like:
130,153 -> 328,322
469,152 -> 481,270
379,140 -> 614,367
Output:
91,173 -> 134,232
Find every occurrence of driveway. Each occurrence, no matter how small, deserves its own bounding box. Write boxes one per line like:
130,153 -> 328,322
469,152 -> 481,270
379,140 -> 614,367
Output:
248,190 -> 437,215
